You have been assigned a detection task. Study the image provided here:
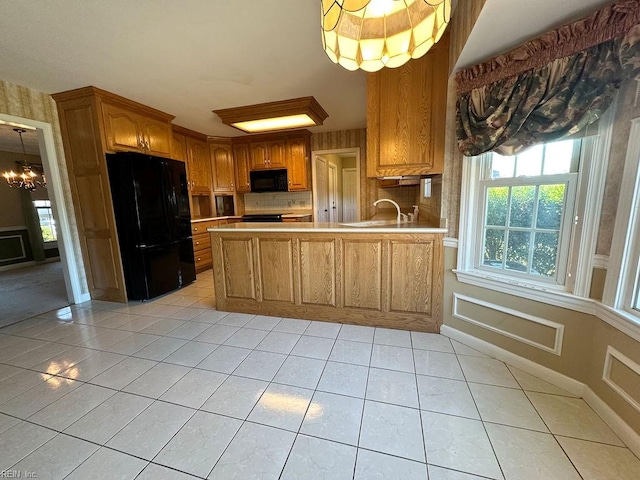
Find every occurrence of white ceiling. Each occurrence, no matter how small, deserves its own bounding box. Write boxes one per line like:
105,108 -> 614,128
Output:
456,0 -> 614,70
0,0 -> 615,140
0,124 -> 40,156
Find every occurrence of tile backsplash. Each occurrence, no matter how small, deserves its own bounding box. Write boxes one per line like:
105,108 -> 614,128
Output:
244,192 -> 313,213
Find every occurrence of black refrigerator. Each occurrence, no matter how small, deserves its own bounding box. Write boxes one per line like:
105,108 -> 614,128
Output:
106,152 -> 196,300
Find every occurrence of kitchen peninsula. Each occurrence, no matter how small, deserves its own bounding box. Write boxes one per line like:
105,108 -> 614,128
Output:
208,222 -> 446,332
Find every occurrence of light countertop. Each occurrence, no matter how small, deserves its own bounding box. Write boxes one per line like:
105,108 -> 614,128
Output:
207,221 -> 447,234
191,216 -> 242,223
192,213 -> 312,223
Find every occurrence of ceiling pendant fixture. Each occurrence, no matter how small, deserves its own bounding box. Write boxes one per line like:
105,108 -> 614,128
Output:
321,0 -> 451,72
2,128 -> 46,192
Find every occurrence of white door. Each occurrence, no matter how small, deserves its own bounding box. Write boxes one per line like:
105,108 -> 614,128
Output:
328,163 -> 338,223
315,156 -> 329,222
342,168 -> 357,223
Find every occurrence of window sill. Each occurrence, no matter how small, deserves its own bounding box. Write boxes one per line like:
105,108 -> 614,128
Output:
453,269 -> 594,313
453,269 -> 640,342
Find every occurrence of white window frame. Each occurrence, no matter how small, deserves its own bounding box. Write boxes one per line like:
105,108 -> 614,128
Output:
475,150 -> 579,286
456,101 -> 615,312
603,117 -> 640,325
33,199 -> 58,247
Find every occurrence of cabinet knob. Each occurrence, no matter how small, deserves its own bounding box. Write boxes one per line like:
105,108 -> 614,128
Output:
231,183 -> 234,187
196,241 -> 200,245
194,227 -> 198,231
197,257 -> 201,261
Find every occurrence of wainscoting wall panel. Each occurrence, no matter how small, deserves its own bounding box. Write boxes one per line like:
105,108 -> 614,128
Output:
452,293 -> 565,355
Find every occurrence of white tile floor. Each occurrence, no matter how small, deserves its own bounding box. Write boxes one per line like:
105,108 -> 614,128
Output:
0,273 -> 639,479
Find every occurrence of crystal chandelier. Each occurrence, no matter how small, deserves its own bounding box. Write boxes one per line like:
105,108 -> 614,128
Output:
321,0 -> 451,72
2,128 -> 46,192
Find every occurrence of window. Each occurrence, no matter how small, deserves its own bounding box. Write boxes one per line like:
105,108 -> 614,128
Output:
603,117 -> 640,323
33,200 -> 57,242
477,140 -> 580,284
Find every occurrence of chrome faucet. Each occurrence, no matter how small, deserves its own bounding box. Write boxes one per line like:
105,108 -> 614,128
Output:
373,198 -> 404,223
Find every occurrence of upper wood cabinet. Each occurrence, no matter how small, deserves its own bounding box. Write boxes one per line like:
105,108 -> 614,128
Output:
102,102 -> 173,158
231,130 -> 311,191
188,136 -> 211,193
286,133 -> 311,191
251,139 -> 286,170
233,143 -> 251,193
367,32 -> 449,178
171,131 -> 188,162
210,139 -> 235,193
172,125 -> 211,194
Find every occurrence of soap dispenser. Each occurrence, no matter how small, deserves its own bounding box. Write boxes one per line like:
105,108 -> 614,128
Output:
412,205 -> 419,222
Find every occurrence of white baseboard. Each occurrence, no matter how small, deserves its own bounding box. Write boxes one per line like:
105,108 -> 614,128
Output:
583,387 -> 640,459
440,325 -> 583,396
440,324 -> 640,459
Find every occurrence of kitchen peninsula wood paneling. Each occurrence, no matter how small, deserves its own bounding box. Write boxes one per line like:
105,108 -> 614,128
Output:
367,32 -> 449,177
52,86 -> 175,302
257,238 -> 295,303
210,229 -> 444,331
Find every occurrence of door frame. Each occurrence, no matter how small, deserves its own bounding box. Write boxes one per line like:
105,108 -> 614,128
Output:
312,155 -> 329,222
328,162 -> 338,223
0,113 -> 88,304
311,147 -> 361,222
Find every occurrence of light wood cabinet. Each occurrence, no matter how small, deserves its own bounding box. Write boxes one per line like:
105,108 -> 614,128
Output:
52,86 -> 175,302
233,143 -> 251,193
171,131 -> 188,162
192,219 -> 219,273
231,130 -> 311,191
210,140 -> 235,193
367,32 -> 449,177
210,230 -> 443,331
188,136 -> 211,194
102,102 -> 172,158
250,140 -> 286,170
286,134 -> 310,191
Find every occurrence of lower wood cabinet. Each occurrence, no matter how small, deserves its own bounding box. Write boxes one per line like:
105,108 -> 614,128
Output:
192,220 -> 218,273
210,231 -> 443,332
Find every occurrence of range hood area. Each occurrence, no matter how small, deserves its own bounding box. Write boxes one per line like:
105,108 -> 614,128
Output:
377,176 -> 422,188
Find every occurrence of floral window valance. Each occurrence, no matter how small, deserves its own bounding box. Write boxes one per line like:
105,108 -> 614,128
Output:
456,0 -> 640,157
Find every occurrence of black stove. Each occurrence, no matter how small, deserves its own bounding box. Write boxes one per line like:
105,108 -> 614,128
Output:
241,214 -> 283,223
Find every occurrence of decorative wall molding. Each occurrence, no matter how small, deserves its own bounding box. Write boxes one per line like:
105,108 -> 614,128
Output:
0,234 -> 27,262
0,225 -> 27,233
452,293 -> 565,355
443,237 -> 458,249
603,345 -> 640,414
593,254 -> 610,270
441,325 -> 640,459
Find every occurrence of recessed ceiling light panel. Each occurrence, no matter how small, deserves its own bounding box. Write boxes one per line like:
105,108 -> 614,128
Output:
213,97 -> 328,134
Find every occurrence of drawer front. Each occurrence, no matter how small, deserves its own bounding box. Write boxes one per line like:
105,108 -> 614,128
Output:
194,251 -> 212,269
193,234 -> 211,252
191,220 -> 218,234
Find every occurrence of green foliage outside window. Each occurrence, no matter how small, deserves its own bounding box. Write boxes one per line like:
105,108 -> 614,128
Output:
484,184 -> 566,278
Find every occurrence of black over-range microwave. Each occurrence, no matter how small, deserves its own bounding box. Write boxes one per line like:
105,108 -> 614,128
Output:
250,169 -> 288,193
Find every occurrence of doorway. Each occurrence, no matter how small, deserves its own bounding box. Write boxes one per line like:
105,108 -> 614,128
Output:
0,114 -> 86,326
312,148 -> 361,223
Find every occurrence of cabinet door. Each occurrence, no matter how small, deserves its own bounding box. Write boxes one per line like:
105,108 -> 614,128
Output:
266,140 -> 286,168
367,33 -> 448,177
171,132 -> 188,162
286,137 -> 309,191
187,137 -> 211,193
251,143 -> 269,169
233,143 -> 251,193
210,142 -> 235,193
102,103 -> 144,153
140,117 -> 172,158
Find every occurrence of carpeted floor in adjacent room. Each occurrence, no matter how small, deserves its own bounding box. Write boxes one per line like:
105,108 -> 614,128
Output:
0,261 -> 69,328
